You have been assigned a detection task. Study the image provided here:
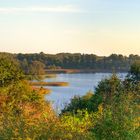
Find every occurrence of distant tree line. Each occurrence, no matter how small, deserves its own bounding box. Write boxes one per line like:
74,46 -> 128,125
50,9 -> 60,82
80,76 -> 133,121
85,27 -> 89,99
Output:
1,52 -> 140,72
16,52 -> 140,71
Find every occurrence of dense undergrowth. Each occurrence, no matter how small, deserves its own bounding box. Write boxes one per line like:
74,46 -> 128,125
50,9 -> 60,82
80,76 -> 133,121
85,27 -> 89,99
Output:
0,56 -> 139,140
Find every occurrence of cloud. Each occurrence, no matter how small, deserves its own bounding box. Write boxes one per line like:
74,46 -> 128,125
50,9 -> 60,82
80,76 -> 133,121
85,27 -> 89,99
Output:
0,5 -> 83,14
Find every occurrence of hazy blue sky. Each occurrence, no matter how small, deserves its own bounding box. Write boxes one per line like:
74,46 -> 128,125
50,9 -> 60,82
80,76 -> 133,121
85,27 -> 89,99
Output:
0,0 -> 140,56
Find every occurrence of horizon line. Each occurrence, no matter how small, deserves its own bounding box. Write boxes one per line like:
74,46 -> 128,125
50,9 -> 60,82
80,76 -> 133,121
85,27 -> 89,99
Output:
0,51 -> 139,57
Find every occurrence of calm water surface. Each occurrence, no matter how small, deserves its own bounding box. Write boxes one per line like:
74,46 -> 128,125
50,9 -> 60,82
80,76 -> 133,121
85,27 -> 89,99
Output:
44,73 -> 127,112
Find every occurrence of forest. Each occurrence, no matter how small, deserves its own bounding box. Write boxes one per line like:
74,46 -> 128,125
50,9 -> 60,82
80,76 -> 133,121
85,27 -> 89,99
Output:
0,53 -> 139,139
17,53 -> 140,71
1,52 -> 139,72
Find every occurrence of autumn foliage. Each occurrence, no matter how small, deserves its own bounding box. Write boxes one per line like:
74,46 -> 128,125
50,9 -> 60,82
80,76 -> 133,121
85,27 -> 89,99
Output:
0,56 -> 139,140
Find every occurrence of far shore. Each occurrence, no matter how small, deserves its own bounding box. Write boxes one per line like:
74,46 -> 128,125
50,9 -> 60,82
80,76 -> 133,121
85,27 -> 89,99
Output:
45,69 -> 128,74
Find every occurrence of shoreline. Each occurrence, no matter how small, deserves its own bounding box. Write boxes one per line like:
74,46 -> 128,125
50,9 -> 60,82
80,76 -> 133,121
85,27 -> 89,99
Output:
45,69 -> 128,74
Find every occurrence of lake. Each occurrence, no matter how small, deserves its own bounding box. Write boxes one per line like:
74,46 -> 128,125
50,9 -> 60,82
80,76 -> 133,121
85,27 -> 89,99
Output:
44,73 -> 127,112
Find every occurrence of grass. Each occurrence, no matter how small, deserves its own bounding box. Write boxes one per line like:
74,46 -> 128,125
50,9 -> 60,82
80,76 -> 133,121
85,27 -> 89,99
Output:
45,74 -> 57,78
45,68 -> 127,74
30,81 -> 69,87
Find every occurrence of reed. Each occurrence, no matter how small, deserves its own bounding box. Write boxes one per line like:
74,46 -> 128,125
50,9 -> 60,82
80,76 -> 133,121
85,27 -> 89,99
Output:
30,82 -> 69,87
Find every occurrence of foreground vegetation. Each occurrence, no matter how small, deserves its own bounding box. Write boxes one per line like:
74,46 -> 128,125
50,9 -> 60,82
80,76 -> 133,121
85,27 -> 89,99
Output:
0,54 -> 140,139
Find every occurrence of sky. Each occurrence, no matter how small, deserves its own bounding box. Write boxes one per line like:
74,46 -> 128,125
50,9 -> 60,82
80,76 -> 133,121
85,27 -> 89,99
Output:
0,0 -> 140,56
